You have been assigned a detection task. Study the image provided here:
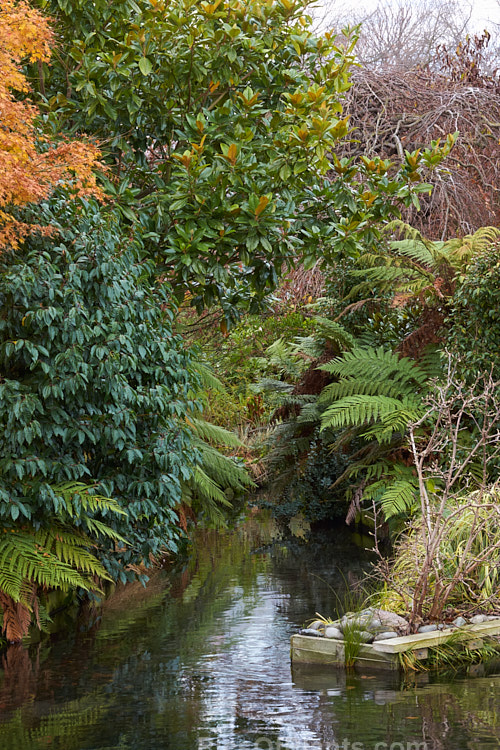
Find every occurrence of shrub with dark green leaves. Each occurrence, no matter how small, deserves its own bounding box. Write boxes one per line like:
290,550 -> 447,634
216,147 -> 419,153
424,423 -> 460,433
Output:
0,199 -> 197,582
449,241 -> 500,382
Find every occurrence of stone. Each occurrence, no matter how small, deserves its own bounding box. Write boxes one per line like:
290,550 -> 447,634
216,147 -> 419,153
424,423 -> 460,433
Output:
308,620 -> 324,631
299,628 -> 324,637
418,624 -> 438,633
368,618 -> 383,631
453,616 -> 467,627
373,631 -> 399,641
470,614 -> 487,624
358,631 -> 375,643
485,615 -> 500,621
340,613 -> 371,630
371,609 -> 410,635
324,626 -> 344,640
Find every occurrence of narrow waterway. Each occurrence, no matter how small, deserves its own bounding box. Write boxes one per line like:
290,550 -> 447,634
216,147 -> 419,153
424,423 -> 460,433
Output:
0,514 -> 498,750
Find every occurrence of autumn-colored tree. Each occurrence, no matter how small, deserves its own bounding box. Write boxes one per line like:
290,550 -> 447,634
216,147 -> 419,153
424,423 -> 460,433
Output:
0,0 -> 102,249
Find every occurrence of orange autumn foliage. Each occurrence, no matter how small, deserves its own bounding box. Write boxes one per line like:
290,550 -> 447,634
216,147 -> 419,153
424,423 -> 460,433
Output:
0,0 -> 103,250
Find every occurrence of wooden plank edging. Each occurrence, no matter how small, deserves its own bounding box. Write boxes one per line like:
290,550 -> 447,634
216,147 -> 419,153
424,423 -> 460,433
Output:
290,618 -> 500,669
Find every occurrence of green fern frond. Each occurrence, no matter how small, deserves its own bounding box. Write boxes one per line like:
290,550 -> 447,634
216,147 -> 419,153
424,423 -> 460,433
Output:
53,483 -> 127,520
291,335 -> 324,359
80,517 -> 127,543
195,441 -> 254,491
189,416 -> 243,448
389,239 -> 436,267
0,527 -> 110,606
319,377 -> 412,404
263,338 -> 305,378
319,347 -> 428,389
444,226 -> 500,268
362,477 -> 418,519
321,394 -> 412,431
361,399 -> 425,443
253,378 -> 295,394
351,264 -> 424,284
191,466 -> 232,508
313,317 -> 357,350
193,361 -> 226,392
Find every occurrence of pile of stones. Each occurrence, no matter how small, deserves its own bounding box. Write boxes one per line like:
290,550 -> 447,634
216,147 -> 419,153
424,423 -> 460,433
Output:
298,608 -> 500,643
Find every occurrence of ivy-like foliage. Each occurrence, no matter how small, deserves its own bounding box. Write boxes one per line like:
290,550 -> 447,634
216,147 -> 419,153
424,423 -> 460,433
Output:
0,198 -> 197,583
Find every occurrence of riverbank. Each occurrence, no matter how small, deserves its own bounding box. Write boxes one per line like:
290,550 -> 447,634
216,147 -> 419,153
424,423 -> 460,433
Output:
1,514 -> 499,750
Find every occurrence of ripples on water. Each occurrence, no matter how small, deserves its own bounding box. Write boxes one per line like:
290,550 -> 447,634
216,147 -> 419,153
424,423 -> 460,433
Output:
0,514 -> 498,749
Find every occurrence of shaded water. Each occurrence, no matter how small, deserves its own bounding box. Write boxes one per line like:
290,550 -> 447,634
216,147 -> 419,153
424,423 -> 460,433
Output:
0,514 -> 499,749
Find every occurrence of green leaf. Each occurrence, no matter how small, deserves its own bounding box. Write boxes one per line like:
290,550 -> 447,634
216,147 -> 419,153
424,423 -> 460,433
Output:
138,57 -> 153,76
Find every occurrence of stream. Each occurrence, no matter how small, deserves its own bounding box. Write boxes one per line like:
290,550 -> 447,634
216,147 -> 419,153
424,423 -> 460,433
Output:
0,513 -> 499,749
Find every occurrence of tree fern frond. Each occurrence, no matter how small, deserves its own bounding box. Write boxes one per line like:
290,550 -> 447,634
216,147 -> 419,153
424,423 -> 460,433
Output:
389,239 -> 436,267
313,317 -> 357,351
0,528 -> 110,608
320,394 -> 408,432
189,416 -> 243,448
319,377 -> 412,405
82,517 -> 127,542
351,264 -> 424,285
195,441 -> 254,491
193,361 -> 226,392
443,226 -> 500,268
383,219 -> 427,244
291,335 -> 324,359
362,477 -> 418,519
190,466 -> 232,508
319,347 -> 428,389
295,402 -> 322,424
254,378 -> 295,394
264,338 -> 304,378
53,483 -> 127,519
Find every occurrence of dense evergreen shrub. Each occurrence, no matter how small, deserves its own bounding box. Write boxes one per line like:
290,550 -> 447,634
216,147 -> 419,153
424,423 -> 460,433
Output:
449,242 -> 500,381
0,199 -> 197,582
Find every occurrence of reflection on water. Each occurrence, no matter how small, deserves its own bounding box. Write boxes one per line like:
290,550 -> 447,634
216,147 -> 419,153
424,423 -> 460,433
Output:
0,514 -> 499,750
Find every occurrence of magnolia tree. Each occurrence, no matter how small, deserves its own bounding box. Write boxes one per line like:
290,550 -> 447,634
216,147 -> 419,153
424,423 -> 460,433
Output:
34,0 -> 452,316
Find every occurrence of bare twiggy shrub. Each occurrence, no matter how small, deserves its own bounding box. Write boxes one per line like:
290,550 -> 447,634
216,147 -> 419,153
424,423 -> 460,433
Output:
318,0 -> 473,71
377,363 -> 500,625
338,61 -> 500,237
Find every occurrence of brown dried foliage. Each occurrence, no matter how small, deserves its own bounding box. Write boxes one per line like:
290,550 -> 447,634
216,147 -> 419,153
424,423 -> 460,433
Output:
0,590 -> 33,642
340,47 -> 500,237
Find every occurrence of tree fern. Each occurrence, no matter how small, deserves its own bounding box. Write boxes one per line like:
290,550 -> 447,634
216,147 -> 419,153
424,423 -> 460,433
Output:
321,394 -> 424,441
0,528 -> 111,603
319,376 -> 418,403
0,487 -> 129,641
181,417 -> 255,523
316,346 -> 440,520
360,467 -> 419,519
319,347 -> 429,389
349,222 -> 500,308
187,417 -> 243,449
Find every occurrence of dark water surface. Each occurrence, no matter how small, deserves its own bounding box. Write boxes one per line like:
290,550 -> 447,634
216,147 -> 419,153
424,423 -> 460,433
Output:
0,515 -> 499,750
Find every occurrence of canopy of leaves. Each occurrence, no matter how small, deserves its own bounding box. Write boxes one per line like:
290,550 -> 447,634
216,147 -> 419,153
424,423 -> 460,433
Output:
33,0 -> 449,315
